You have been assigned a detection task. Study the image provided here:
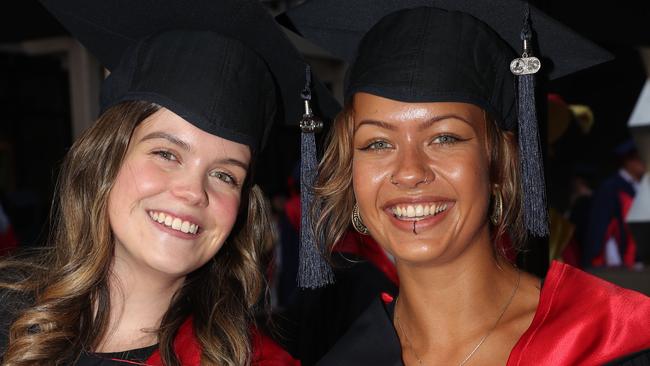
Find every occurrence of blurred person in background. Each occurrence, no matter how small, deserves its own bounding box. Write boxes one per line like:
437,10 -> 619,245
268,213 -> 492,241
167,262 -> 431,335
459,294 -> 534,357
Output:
584,139 -> 647,269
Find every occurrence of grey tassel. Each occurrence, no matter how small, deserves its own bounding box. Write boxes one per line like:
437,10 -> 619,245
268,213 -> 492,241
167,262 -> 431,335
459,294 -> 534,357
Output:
298,65 -> 335,288
517,73 -> 549,236
515,7 -> 549,237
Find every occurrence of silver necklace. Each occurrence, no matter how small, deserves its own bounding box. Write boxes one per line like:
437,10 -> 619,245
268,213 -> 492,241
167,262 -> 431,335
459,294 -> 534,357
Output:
394,270 -> 521,366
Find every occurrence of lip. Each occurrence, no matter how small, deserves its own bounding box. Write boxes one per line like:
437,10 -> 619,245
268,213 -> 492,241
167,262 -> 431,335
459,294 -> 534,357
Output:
382,198 -> 455,233
147,209 -> 203,240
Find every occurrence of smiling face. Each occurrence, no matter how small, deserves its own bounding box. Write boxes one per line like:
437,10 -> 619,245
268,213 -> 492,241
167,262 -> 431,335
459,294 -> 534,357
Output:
107,108 -> 251,280
352,92 -> 493,265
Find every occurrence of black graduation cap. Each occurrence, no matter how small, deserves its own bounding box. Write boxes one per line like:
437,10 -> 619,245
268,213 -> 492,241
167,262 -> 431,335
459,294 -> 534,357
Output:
281,0 -> 613,287
39,0 -> 340,152
281,0 -> 612,79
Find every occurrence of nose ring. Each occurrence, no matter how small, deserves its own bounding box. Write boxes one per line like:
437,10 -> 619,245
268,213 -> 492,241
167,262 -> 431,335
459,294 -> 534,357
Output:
390,174 -> 431,185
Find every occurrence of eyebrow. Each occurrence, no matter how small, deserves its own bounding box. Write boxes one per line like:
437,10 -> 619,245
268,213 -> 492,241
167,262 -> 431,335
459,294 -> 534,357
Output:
139,131 -> 249,171
417,114 -> 472,131
219,158 -> 249,171
355,114 -> 472,132
354,119 -> 397,132
139,131 -> 191,151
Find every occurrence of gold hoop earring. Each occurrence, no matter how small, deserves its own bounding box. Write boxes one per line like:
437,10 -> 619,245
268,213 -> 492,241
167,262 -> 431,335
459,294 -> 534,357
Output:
490,189 -> 503,225
351,203 -> 369,235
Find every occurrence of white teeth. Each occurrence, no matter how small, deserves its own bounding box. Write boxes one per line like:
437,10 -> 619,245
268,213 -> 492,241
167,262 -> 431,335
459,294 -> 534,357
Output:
148,211 -> 199,235
406,206 -> 415,217
415,205 -> 423,216
392,203 -> 450,219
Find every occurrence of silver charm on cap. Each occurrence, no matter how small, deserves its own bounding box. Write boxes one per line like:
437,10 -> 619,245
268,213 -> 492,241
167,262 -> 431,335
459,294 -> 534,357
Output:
299,99 -> 323,133
510,38 -> 541,75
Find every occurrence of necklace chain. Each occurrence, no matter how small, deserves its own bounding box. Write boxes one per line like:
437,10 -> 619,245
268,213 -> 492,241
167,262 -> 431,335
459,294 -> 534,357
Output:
394,270 -> 521,366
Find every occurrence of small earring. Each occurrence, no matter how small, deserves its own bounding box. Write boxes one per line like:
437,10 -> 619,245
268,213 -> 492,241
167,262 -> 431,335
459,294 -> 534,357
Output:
351,203 -> 369,235
490,189 -> 504,225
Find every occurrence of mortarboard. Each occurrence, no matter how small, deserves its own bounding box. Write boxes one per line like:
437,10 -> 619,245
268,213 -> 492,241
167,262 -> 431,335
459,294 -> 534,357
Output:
39,0 -> 340,153
281,0 -> 613,287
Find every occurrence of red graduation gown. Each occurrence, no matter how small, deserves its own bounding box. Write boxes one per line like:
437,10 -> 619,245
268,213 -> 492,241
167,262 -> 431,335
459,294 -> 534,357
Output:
507,261 -> 650,365
316,261 -> 650,366
103,318 -> 300,366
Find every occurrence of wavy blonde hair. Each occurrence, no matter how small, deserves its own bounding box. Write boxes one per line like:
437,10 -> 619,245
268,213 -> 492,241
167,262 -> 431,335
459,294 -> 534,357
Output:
0,101 -> 271,366
313,104 -> 525,257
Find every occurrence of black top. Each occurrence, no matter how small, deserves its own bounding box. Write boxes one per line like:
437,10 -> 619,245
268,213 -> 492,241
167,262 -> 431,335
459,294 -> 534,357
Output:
76,345 -> 158,366
0,286 -> 158,366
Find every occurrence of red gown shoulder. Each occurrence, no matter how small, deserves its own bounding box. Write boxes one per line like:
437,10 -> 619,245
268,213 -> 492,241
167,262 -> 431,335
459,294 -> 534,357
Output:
507,261 -> 650,366
144,318 -> 299,366
252,327 -> 301,366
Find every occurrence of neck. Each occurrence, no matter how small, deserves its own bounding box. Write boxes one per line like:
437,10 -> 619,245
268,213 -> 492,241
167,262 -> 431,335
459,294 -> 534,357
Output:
394,231 -> 519,345
96,258 -> 186,352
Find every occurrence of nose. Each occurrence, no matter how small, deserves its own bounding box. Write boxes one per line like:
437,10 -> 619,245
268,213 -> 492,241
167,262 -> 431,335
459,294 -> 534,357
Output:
171,171 -> 209,207
390,145 -> 433,188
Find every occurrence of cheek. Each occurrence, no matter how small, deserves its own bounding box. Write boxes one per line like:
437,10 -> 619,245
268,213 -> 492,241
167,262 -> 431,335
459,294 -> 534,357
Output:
352,154 -> 389,202
126,160 -> 168,193
109,159 -> 168,215
436,144 -> 489,183
438,150 -> 491,207
207,191 -> 242,228
113,160 -> 169,195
